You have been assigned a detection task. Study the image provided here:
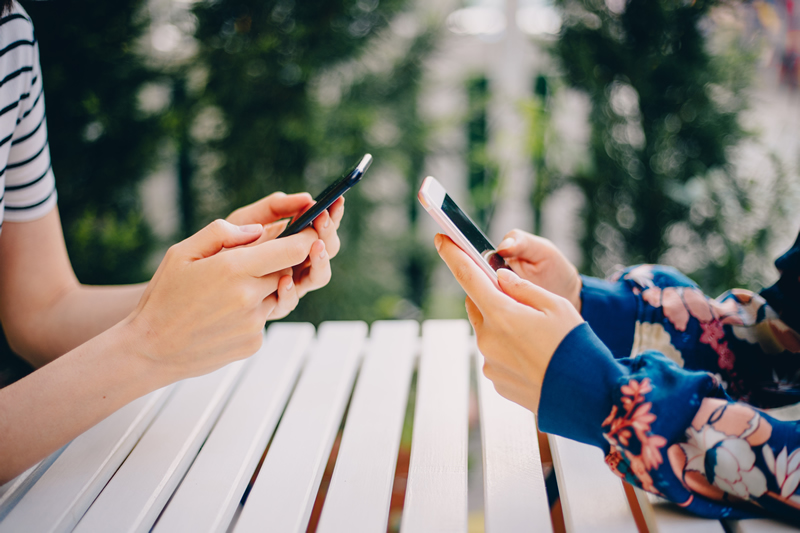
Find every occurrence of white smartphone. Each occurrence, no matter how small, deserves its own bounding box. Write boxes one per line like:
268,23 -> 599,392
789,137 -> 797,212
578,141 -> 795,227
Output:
418,176 -> 508,287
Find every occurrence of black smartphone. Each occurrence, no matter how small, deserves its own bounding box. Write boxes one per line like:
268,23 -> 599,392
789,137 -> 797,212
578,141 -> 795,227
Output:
278,154 -> 372,238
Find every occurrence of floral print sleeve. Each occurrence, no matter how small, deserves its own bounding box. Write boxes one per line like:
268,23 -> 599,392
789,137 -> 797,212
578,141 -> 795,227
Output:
537,231 -> 800,523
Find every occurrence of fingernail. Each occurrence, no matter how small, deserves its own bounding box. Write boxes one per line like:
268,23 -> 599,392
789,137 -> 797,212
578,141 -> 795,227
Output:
497,268 -> 517,282
498,237 -> 515,251
318,242 -> 327,259
323,213 -> 331,228
239,224 -> 263,233
434,234 -> 443,251
285,278 -> 293,290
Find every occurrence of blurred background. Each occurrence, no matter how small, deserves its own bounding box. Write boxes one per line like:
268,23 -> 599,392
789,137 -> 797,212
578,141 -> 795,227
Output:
9,0 -> 800,530
17,0 -> 800,325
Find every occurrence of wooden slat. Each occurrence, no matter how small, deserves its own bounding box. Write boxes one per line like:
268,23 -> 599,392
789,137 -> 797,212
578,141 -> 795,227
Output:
73,359 -> 248,533
316,320 -> 419,533
0,387 -> 172,533
400,320 -> 470,533
633,488 -> 724,533
475,353 -> 551,533
0,446 -> 65,521
233,321 -> 367,533
152,323 -> 314,533
549,435 -> 638,533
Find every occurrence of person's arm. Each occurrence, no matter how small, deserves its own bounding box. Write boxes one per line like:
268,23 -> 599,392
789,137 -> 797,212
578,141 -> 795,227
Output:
497,229 -> 800,408
0,192 -> 346,367
436,233 -> 800,524
537,322 -> 800,522
0,209 -> 146,366
0,219 -> 323,483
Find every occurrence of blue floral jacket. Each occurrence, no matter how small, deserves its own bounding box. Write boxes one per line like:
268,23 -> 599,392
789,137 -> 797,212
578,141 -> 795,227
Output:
538,232 -> 800,523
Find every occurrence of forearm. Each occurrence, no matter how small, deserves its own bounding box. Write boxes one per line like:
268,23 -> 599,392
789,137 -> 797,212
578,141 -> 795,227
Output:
0,210 -> 147,365
539,325 -> 800,523
0,318 -> 160,483
28,283 -> 147,365
581,264 -> 800,408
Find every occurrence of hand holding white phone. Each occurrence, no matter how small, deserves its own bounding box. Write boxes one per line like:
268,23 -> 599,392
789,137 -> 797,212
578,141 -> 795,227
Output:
418,176 -> 508,288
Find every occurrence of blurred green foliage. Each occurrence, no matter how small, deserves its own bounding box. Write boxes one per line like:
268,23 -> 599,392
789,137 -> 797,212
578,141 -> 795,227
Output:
190,0 -> 436,322
466,76 -> 497,231
21,0 -> 161,285
0,0 -> 437,385
0,0 -> 160,385
18,0 -> 435,326
551,0 -> 791,293
525,74 -> 560,236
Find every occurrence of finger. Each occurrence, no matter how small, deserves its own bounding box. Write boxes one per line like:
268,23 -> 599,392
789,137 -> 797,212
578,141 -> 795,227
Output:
235,219 -> 288,249
253,270 -> 287,300
240,228 -> 318,277
312,210 -> 341,258
268,274 -> 300,320
228,192 -> 314,226
465,296 -> 483,328
259,293 -> 279,321
435,233 -> 502,315
295,240 -> 331,297
329,196 -> 345,229
496,229 -> 555,263
177,219 -> 263,260
496,268 -> 559,312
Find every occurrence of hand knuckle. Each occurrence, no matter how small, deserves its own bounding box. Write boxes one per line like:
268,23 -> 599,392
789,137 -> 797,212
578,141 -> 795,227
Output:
454,264 -> 472,285
482,361 -> 495,381
250,312 -> 267,331
246,333 -> 263,354
285,294 -> 300,311
284,241 -> 307,265
328,237 -> 340,255
318,267 -> 332,286
209,218 -> 228,233
476,336 -> 491,356
234,287 -> 254,308
165,243 -> 181,261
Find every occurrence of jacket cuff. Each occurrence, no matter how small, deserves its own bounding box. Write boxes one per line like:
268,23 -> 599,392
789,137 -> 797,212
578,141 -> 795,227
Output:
537,322 -> 626,450
580,275 -> 637,359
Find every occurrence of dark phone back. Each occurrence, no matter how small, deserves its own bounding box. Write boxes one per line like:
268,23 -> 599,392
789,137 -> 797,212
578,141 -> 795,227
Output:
278,154 -> 372,238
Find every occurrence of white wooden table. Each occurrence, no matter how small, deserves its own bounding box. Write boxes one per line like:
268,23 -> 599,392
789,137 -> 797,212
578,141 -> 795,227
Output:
0,320 -> 794,533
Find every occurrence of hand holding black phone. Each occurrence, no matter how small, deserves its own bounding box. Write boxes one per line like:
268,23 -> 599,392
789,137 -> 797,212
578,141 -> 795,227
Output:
278,154 -> 372,238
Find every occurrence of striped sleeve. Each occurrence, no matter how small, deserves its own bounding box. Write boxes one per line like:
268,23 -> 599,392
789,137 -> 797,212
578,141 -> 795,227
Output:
0,4 -> 56,223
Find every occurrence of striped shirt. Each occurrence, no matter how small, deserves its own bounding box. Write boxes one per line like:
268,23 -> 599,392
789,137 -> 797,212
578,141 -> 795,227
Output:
0,2 -> 57,231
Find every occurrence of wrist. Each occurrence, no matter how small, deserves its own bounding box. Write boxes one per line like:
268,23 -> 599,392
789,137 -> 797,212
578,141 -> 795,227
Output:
538,322 -> 625,449
579,275 -> 637,359
116,315 -> 174,392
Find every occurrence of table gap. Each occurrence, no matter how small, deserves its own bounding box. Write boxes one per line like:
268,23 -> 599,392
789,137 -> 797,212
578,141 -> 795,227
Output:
148,363 -> 251,532
218,358 -> 307,532
622,481 -> 650,533
538,431 -> 567,533
388,368 -> 418,533
305,363 -> 363,533
467,356 -> 485,528
77,386 -> 177,529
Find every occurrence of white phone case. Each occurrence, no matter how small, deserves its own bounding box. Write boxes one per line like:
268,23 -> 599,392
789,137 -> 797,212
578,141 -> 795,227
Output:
418,176 -> 501,288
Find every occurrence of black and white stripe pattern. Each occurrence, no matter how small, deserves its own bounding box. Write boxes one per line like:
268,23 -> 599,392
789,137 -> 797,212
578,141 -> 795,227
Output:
0,2 -> 57,227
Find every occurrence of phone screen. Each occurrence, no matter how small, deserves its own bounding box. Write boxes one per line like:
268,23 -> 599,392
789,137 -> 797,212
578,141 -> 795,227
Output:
441,194 -> 507,271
